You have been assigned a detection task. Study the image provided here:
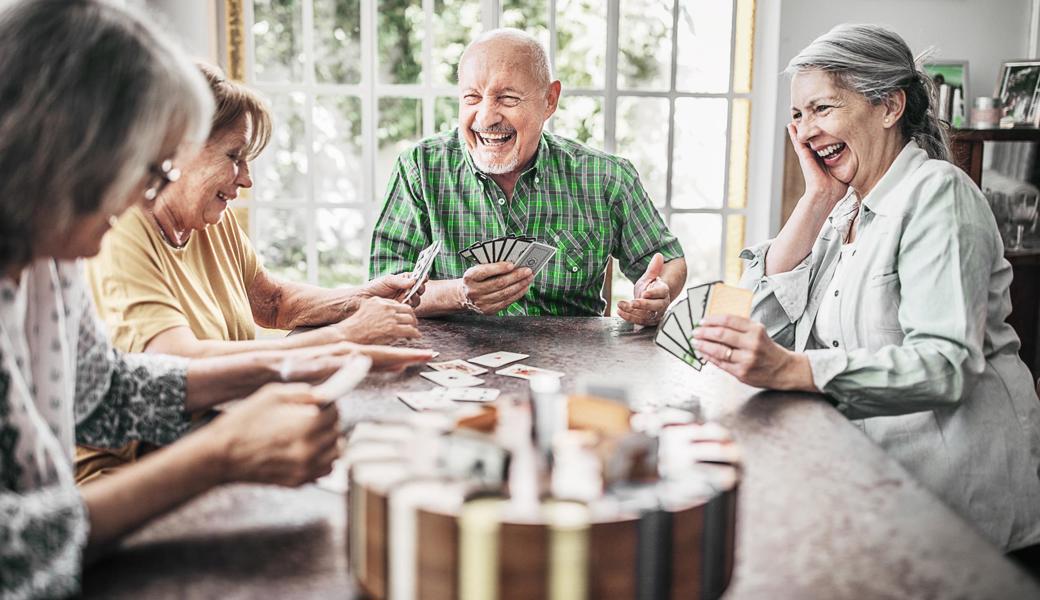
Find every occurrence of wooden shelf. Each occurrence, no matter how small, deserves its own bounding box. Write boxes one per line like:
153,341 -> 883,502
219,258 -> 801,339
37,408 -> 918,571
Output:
951,128 -> 1040,143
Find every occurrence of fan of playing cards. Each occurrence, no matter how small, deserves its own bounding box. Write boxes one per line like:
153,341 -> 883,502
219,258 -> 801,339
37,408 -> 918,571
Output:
403,240 -> 442,302
458,235 -> 557,275
654,281 -> 753,370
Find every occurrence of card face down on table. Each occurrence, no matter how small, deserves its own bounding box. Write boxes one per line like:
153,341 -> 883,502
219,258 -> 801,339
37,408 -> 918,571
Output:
458,235 -> 557,275
655,281 -> 753,369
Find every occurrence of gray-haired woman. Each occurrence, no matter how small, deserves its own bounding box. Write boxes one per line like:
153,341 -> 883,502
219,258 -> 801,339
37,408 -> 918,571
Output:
692,24 -> 1040,554
0,1 -> 416,596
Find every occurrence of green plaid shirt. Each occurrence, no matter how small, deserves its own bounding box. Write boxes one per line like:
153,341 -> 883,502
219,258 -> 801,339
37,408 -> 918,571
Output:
369,128 -> 683,316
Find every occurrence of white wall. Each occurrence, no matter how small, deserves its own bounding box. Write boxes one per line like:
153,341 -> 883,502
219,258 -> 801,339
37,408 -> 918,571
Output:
140,0 -> 219,64
761,0 -> 1038,237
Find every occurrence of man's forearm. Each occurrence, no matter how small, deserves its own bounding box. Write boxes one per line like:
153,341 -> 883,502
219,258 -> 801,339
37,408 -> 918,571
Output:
415,279 -> 465,317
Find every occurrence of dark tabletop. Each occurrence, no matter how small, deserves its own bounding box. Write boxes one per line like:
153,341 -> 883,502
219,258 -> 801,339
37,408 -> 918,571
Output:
81,316 -> 1040,599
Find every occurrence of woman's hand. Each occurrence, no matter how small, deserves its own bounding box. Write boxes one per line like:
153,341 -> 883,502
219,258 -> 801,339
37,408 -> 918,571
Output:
360,273 -> 426,308
209,383 -> 341,487
691,314 -> 818,392
787,123 -> 848,208
332,297 -> 420,344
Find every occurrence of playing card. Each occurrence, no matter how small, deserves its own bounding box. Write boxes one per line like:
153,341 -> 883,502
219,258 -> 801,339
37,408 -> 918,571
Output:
705,283 -> 753,318
492,238 -> 508,262
655,313 -> 702,369
428,359 -> 488,376
397,390 -> 458,411
505,239 -> 531,264
514,241 -> 557,275
443,388 -> 500,402
476,241 -> 493,264
469,351 -> 530,368
496,364 -> 565,380
686,282 -> 713,330
404,240 -> 442,302
312,354 -> 373,405
420,370 -> 485,388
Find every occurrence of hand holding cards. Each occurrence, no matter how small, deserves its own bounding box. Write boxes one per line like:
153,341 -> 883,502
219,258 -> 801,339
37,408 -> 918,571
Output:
654,281 -> 753,370
403,240 -> 442,302
458,235 -> 557,275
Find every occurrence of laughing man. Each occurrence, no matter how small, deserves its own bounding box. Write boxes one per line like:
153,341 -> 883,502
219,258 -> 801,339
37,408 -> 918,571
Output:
369,28 -> 686,324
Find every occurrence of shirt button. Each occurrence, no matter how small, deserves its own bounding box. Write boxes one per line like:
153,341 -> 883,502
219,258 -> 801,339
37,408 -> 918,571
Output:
497,198 -> 505,205
571,266 -> 578,272
832,340 -> 839,347
534,176 -> 540,184
834,290 -> 839,297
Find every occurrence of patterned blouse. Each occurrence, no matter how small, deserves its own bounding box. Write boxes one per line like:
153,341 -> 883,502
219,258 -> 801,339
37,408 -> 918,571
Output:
0,259 -> 190,599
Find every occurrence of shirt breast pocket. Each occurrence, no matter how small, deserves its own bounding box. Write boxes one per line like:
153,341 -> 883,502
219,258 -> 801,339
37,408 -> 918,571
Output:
550,229 -> 606,290
865,270 -> 903,334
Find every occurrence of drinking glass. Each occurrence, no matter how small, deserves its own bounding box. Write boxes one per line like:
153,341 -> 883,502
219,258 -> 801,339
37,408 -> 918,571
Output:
1007,192 -> 1039,250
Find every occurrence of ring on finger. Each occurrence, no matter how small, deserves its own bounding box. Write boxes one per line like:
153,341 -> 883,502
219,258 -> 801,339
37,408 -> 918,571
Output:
725,347 -> 733,361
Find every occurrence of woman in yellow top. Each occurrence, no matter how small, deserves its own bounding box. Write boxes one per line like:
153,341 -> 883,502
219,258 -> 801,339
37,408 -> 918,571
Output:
87,63 -> 423,357
81,64 -> 431,481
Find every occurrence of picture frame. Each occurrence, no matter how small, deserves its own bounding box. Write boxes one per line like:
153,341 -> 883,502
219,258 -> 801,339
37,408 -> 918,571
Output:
923,60 -> 969,126
996,60 -> 1040,128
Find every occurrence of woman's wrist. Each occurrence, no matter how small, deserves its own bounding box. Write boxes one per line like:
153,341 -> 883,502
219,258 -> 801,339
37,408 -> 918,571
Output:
778,351 -> 818,392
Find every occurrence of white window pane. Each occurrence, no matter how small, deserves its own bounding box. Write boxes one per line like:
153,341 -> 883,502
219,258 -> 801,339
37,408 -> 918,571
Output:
675,0 -> 732,93
255,207 -> 308,282
618,0 -> 673,91
317,208 -> 367,286
616,96 -> 669,207
254,92 -> 308,203
378,0 -> 424,84
552,95 -> 603,149
314,0 -> 361,84
501,0 -> 550,52
435,96 -> 458,134
432,0 -> 482,85
557,0 -> 606,89
313,95 -> 363,204
670,213 -> 721,285
252,0 -> 304,83
377,97 -> 423,197
671,98 -> 727,209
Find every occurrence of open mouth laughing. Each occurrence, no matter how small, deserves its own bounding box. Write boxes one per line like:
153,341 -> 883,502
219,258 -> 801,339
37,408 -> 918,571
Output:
473,129 -> 516,148
815,142 -> 846,165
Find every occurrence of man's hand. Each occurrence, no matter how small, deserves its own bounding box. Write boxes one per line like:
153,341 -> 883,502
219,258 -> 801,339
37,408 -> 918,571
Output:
359,273 -> 426,308
458,262 -> 534,314
617,253 -> 671,326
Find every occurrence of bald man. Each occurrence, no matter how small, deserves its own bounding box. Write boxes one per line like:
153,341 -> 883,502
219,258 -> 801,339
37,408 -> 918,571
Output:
370,28 -> 686,323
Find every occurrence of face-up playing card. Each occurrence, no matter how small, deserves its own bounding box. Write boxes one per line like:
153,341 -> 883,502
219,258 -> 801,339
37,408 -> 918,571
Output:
428,359 -> 488,376
469,351 -> 530,368
496,363 -> 565,380
404,240 -> 442,302
514,241 -> 557,275
420,370 -> 485,388
397,390 -> 458,411
705,283 -> 753,318
443,387 -> 500,402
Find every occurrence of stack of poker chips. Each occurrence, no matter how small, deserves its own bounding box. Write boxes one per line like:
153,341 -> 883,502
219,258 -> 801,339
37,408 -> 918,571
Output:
345,398 -> 740,600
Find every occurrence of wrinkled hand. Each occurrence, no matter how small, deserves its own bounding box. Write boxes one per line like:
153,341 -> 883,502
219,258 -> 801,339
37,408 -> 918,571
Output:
337,342 -> 435,372
211,383 -> 340,487
332,297 -> 420,344
618,253 -> 670,326
360,273 -> 426,308
787,123 -> 848,208
276,342 -> 434,382
459,262 -> 534,314
691,314 -> 814,391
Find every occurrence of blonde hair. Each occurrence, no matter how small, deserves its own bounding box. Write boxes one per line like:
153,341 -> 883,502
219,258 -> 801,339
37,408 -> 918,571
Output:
197,62 -> 272,160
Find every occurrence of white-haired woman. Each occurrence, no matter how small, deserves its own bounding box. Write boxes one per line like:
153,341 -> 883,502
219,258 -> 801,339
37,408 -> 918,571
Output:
0,1 -> 428,596
692,24 -> 1040,555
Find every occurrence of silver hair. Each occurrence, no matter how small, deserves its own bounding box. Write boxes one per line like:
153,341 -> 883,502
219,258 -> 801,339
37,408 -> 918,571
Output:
458,28 -> 553,88
785,24 -> 950,161
0,0 -> 213,271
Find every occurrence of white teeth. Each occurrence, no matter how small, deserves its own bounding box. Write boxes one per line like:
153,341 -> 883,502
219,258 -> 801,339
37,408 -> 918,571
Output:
475,131 -> 514,146
217,192 -> 229,201
816,143 -> 844,158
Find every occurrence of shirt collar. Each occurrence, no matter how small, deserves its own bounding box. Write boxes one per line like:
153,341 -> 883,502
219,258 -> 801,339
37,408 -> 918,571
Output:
458,127 -> 549,182
859,140 -> 928,217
